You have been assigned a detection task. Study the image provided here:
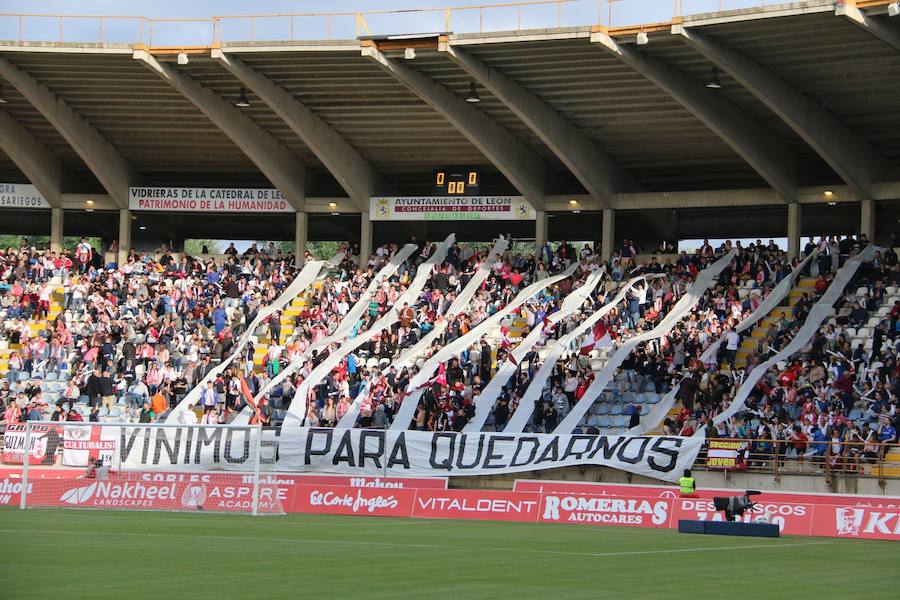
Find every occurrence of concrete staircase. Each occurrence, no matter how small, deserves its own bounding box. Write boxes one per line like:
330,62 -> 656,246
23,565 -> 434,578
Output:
250,289 -> 316,372
735,277 -> 817,369
872,447 -> 900,479
0,285 -> 65,377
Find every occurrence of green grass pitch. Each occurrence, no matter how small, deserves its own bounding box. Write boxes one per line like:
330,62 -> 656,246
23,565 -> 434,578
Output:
1,507 -> 896,599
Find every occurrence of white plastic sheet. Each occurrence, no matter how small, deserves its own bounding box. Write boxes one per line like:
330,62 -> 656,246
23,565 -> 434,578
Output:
164,253 -> 343,421
699,250 -> 818,365
332,235 -> 455,428
389,261 -> 580,431
463,269 -> 605,432
554,249 -> 737,434
709,245 -> 876,427
503,274 -> 662,433
393,238 -> 508,372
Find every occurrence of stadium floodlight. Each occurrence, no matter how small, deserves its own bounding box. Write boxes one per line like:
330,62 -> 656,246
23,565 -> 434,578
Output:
889,3 -> 900,17
705,67 -> 722,89
234,88 -> 251,108
177,52 -> 189,65
465,81 -> 481,103
0,86 -> 7,104
636,32 -> 649,45
404,47 -> 416,60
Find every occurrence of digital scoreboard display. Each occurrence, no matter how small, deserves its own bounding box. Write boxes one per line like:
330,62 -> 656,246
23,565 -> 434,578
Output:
433,167 -> 481,196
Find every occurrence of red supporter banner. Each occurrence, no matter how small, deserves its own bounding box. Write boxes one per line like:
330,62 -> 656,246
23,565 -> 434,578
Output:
704,440 -> 749,470
412,489 -> 540,522
290,484 -> 416,517
1,424 -> 62,465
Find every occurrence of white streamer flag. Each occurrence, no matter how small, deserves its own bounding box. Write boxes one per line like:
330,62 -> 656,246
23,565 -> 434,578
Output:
709,245 -> 876,427
251,244 -> 418,404
555,250 -> 737,434
165,253 -> 344,421
503,274 -> 662,433
394,238 -> 508,372
333,235 -> 456,428
391,262 -> 580,431
699,250 -> 818,365
463,269 -> 605,432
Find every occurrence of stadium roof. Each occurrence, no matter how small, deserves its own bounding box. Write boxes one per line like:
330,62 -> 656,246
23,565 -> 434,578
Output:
0,0 -> 898,212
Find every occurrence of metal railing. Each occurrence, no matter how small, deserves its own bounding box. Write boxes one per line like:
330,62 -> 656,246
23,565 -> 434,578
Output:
0,0 -> 880,46
694,437 -> 899,488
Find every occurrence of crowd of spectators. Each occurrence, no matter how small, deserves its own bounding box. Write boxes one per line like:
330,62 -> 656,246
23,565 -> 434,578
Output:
1,233 -> 898,469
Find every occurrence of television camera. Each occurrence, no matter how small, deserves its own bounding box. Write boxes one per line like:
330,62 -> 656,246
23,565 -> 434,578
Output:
712,491 -> 761,521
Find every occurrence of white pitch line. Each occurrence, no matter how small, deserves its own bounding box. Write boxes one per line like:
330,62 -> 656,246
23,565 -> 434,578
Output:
541,540 -> 833,558
0,529 -> 832,558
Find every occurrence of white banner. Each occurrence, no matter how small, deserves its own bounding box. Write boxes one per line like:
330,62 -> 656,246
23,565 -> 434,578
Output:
699,249 -> 819,365
555,249 -> 737,434
370,196 -> 536,221
116,426 -> 704,483
464,269 -> 605,432
0,183 -> 51,209
710,245 -> 877,427
129,187 -> 293,213
237,243 -> 418,426
394,238 -> 509,372
166,254 -> 343,421
391,261 -> 579,431
62,424 -> 116,467
336,235 -> 456,428
504,274 -> 663,433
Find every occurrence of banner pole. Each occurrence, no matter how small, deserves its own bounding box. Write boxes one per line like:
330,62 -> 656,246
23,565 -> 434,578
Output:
19,422 -> 31,510
251,423 -> 262,517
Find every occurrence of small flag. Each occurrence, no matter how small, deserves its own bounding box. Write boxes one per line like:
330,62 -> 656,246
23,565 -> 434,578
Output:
579,321 -> 613,355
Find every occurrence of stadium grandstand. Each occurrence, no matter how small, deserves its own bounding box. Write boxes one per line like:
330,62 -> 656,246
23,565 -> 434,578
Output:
1,2 -> 900,596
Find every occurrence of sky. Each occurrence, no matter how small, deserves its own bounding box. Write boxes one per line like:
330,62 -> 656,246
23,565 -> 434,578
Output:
0,1 -> 775,44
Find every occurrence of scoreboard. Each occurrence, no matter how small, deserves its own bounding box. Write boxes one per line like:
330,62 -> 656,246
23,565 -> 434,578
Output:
433,167 -> 481,196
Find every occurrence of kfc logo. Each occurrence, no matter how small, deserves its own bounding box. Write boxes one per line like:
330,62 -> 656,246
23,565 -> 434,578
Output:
835,507 -> 864,536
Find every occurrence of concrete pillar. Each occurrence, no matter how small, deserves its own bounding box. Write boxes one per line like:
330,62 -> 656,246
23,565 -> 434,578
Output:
294,211 -> 308,267
118,208 -> 131,266
50,207 -> 63,253
534,210 -> 548,256
860,199 -> 875,244
359,211 -> 373,268
787,203 -> 801,260
601,208 -> 615,262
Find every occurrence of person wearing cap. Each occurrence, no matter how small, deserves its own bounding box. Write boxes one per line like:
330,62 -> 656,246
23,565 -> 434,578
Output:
679,469 -> 698,498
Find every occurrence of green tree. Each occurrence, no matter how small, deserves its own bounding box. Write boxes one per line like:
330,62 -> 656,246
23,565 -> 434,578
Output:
256,240 -> 295,255
308,241 -> 343,260
184,239 -> 222,255
0,235 -> 101,252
